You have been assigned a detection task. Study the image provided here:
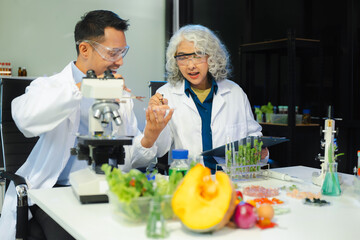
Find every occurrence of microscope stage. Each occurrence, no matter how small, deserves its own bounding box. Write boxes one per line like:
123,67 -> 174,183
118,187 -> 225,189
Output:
77,135 -> 133,146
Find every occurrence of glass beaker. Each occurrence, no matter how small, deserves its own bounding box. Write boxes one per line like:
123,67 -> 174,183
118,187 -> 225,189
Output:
146,197 -> 168,238
265,113 -> 273,123
321,162 -> 341,196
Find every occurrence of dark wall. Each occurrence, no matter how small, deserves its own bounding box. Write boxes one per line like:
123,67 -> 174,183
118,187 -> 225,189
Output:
175,0 -> 360,173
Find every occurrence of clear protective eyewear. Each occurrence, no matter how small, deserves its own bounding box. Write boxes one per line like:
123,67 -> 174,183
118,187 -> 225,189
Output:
77,40 -> 129,62
174,52 -> 207,66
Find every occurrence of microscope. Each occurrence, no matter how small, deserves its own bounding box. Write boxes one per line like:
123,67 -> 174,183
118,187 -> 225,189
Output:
69,69 -> 133,204
312,106 -> 338,186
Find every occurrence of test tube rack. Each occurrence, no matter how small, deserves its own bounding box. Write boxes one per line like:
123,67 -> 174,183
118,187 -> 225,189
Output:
219,136 -> 269,182
217,163 -> 269,182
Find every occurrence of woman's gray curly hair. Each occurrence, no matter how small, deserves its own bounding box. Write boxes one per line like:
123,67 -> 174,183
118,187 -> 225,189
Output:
165,24 -> 232,85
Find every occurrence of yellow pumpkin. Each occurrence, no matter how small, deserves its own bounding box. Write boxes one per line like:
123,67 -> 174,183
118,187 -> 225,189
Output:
171,164 -> 236,232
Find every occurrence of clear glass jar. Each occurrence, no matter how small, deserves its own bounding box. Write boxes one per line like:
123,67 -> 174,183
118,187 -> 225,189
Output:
146,197 -> 168,238
283,106 -> 288,114
169,149 -> 189,176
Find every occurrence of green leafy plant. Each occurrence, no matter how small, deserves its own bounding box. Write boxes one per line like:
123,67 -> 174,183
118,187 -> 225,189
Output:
254,107 -> 263,122
260,102 -> 274,114
225,138 -> 264,178
260,102 -> 274,123
328,144 -> 344,172
101,164 -> 184,221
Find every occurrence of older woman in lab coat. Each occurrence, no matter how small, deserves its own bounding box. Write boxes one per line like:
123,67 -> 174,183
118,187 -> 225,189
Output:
135,25 -> 268,172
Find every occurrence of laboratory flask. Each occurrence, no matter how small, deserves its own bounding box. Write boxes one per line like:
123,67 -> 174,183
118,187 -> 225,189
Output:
321,162 -> 341,196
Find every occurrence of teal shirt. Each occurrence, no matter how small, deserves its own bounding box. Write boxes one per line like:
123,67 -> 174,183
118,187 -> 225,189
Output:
184,78 -> 218,173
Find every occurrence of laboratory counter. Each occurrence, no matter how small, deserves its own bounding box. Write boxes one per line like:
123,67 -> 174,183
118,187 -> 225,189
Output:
28,166 -> 360,240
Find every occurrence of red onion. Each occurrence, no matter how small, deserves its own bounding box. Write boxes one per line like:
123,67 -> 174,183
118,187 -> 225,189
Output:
233,202 -> 257,229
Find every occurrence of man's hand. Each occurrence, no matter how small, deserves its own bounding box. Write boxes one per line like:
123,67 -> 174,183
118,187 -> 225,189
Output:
106,73 -> 132,93
141,106 -> 174,148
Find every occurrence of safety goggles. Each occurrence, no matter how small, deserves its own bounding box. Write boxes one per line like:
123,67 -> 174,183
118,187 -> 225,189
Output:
77,39 -> 129,62
174,52 -> 207,66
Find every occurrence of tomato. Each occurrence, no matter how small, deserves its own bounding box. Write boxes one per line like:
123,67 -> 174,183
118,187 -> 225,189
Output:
129,178 -> 136,187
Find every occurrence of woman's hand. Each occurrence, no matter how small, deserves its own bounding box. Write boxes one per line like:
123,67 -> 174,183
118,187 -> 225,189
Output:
141,105 -> 174,148
149,93 -> 169,107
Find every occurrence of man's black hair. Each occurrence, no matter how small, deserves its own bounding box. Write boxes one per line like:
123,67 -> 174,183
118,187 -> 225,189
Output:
74,10 -> 129,54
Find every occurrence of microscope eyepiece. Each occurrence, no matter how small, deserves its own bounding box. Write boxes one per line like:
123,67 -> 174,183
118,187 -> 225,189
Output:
104,69 -> 114,79
86,70 -> 97,78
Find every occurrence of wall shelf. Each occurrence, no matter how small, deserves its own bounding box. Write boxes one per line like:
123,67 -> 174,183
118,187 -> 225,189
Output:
260,122 -> 320,127
240,38 -> 320,53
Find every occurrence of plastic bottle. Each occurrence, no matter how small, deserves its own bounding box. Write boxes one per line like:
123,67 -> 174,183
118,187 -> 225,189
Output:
169,149 -> 189,176
8,62 -> 12,76
22,67 -> 27,77
273,106 -> 278,114
302,109 -> 311,124
278,106 -> 283,114
4,63 -> 7,75
2,63 -> 5,75
2,63 -> 6,75
284,106 -> 288,114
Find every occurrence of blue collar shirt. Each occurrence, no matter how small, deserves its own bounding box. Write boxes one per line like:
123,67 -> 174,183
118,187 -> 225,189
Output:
184,78 -> 219,172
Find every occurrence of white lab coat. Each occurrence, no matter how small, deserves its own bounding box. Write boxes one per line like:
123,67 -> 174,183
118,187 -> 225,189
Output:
131,79 -> 263,168
0,62 -> 154,240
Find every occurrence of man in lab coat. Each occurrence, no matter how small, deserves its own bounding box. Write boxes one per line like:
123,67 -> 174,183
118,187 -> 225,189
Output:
0,10 -> 154,240
135,25 -> 268,173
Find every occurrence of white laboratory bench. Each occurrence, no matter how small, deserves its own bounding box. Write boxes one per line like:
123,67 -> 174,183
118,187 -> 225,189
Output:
28,166 -> 360,240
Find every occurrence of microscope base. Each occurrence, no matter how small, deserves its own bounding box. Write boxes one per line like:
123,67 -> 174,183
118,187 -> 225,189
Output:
69,167 -> 109,204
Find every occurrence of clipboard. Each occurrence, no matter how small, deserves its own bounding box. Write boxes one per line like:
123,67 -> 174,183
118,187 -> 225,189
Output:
201,136 -> 289,157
